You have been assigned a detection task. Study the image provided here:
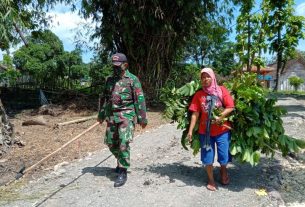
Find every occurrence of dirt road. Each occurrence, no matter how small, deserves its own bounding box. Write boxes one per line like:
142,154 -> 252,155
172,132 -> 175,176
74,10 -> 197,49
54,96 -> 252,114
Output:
1,97 -> 305,207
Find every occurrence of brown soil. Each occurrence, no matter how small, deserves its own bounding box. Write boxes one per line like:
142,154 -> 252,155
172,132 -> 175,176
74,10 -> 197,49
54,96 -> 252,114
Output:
0,104 -> 169,186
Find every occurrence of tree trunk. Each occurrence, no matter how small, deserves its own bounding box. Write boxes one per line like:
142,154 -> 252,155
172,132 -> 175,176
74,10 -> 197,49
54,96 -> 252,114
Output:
273,6 -> 283,92
247,14 -> 251,72
13,22 -> 28,47
0,99 -> 14,156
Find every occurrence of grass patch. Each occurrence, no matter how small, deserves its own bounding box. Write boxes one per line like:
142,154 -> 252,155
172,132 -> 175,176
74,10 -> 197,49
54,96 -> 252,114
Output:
0,180 -> 42,203
271,90 -> 305,99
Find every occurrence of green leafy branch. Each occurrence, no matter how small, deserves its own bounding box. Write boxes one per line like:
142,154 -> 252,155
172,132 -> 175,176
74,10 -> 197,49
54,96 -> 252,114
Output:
162,72 -> 305,166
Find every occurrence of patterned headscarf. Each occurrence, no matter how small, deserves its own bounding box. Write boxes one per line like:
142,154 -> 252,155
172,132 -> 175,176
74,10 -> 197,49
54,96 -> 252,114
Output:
200,67 -> 223,107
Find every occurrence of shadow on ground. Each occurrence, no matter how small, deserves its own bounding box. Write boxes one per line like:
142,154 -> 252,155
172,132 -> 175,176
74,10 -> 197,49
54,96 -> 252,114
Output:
277,104 -> 305,118
82,166 -> 117,181
276,97 -> 305,119
143,158 -> 284,193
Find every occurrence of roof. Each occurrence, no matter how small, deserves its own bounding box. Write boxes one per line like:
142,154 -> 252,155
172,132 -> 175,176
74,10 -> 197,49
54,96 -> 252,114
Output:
267,56 -> 305,73
242,66 -> 275,75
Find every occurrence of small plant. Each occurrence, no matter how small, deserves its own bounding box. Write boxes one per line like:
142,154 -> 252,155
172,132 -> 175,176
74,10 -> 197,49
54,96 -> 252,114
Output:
288,76 -> 304,91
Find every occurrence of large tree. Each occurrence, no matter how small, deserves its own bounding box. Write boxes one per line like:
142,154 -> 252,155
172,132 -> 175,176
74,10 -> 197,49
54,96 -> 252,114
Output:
235,0 -> 270,74
13,30 -> 88,89
266,0 -> 305,91
183,14 -> 232,68
79,0 -> 235,99
234,0 -> 305,84
13,30 -> 64,88
57,49 -> 88,89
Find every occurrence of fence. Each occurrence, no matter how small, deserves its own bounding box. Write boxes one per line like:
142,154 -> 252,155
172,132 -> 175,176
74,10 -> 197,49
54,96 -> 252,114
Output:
279,79 -> 305,91
0,86 -> 100,110
0,87 -> 42,109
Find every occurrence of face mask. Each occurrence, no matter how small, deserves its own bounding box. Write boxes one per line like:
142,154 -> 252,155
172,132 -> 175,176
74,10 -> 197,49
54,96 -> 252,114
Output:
113,66 -> 122,77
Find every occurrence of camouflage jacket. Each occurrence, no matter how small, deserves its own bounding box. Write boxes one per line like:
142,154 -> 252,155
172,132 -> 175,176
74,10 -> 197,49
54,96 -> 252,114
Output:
98,70 -> 148,124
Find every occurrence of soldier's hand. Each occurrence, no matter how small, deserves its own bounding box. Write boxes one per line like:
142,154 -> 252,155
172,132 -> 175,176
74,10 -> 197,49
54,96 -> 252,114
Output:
97,118 -> 103,124
140,123 -> 147,129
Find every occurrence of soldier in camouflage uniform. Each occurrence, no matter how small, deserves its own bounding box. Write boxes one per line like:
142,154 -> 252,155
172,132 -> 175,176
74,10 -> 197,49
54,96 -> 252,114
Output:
97,53 -> 148,187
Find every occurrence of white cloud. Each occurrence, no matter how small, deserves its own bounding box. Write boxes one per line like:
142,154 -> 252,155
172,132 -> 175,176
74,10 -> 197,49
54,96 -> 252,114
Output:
48,11 -> 91,51
46,4 -> 98,63
0,6 -> 95,63
296,3 -> 305,16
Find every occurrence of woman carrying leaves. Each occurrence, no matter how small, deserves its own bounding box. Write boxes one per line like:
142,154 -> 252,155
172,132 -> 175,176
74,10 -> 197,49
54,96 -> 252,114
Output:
187,67 -> 234,191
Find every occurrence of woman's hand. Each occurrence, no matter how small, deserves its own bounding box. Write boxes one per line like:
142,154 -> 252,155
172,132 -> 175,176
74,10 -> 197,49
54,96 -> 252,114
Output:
187,131 -> 193,142
212,116 -> 222,125
187,111 -> 199,143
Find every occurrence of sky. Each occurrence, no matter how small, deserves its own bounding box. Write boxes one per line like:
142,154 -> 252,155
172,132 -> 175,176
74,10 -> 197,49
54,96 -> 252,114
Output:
295,0 -> 305,51
46,3 -> 95,63
0,1 -> 305,64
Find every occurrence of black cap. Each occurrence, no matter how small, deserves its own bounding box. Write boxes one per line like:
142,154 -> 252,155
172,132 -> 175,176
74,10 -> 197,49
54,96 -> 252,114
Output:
112,53 -> 127,66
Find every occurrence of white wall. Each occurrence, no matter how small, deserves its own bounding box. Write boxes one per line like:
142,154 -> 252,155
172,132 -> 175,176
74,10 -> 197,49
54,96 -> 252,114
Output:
270,62 -> 305,91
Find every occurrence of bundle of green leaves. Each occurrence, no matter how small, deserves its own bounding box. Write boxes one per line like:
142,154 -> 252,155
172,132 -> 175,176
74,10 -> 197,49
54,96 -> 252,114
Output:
162,72 -> 305,166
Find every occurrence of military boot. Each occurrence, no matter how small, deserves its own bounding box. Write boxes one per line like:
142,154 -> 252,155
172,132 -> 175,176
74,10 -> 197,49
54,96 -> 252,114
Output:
114,168 -> 127,187
114,166 -> 120,173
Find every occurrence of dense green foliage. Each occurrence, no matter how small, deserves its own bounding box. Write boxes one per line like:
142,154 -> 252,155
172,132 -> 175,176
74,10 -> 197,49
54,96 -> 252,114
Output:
79,0 -> 236,99
0,54 -> 20,86
210,42 -> 237,76
162,72 -> 305,166
88,57 -> 112,94
13,30 -> 88,89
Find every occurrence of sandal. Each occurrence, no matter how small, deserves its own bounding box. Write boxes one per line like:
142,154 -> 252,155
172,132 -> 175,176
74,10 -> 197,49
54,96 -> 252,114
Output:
207,183 -> 217,191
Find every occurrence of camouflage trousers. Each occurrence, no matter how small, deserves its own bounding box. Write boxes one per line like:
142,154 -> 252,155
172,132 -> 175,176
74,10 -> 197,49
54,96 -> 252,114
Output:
105,119 -> 134,169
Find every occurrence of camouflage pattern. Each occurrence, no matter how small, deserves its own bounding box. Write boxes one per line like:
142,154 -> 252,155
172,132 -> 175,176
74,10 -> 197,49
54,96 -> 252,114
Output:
98,69 -> 147,168
105,119 -> 134,168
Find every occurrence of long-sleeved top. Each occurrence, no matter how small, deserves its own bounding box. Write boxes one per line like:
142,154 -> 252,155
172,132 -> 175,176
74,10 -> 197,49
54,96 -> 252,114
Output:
98,69 -> 148,124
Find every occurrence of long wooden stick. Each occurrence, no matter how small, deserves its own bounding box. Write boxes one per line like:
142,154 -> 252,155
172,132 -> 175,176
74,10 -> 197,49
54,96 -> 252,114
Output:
22,122 -> 100,176
55,115 -> 96,127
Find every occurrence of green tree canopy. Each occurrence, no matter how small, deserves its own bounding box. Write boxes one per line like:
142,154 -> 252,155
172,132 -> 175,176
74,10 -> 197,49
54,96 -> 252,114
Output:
0,54 -> 20,86
79,0 -> 236,99
211,41 -> 237,76
13,30 -> 87,89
